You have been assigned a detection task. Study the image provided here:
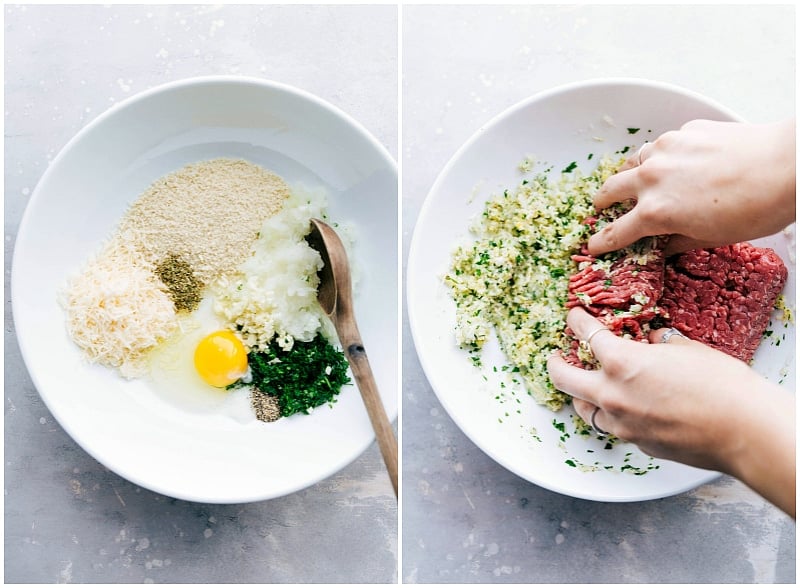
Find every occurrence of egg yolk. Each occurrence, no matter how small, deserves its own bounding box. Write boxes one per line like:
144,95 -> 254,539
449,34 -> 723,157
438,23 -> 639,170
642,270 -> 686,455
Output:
193,330 -> 248,388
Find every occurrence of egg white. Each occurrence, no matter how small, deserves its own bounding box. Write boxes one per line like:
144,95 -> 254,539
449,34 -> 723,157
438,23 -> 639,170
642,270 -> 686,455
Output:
147,297 -> 255,422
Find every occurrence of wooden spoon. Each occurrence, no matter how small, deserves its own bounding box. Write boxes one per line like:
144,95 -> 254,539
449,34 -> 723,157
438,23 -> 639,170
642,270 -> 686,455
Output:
306,218 -> 398,497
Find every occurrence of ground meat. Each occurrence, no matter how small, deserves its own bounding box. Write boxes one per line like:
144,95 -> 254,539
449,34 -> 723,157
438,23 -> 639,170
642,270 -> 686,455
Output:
661,242 -> 788,363
562,193 -> 787,370
564,239 -> 787,368
567,238 -> 666,327
564,215 -> 667,367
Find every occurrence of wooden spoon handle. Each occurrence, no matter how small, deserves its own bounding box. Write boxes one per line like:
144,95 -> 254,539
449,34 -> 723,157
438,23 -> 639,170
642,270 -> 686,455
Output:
339,325 -> 398,497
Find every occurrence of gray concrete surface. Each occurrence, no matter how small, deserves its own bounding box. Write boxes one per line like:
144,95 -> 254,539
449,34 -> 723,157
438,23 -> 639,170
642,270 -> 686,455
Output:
5,5 -> 397,583
401,4 -> 795,584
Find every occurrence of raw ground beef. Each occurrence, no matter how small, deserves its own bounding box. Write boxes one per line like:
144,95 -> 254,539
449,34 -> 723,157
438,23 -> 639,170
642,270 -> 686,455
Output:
564,238 -> 787,367
660,242 -> 788,363
563,205 -> 668,366
567,237 -> 667,333
563,194 -> 787,368
564,236 -> 667,367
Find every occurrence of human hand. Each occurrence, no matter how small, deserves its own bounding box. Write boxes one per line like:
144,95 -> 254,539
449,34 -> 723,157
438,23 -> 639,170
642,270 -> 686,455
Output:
547,307 -> 795,516
588,119 -> 796,256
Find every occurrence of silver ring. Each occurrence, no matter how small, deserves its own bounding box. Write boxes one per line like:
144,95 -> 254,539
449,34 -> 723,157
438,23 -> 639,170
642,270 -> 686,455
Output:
660,327 -> 688,344
580,326 -> 610,356
636,142 -> 651,166
591,406 -> 608,436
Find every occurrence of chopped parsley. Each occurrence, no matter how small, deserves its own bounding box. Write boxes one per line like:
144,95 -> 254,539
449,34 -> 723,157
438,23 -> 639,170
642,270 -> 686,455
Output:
231,333 -> 351,417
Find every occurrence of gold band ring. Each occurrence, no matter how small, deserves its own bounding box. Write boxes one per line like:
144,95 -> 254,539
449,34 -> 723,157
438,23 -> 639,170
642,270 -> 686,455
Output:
580,326 -> 610,356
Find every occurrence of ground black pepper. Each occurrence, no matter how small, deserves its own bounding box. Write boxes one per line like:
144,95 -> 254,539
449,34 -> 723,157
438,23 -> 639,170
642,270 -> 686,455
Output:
250,390 -> 281,422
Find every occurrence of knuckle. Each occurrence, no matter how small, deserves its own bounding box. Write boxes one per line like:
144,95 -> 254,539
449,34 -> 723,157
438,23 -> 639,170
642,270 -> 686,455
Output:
680,118 -> 711,132
611,422 -> 635,443
636,157 -> 669,185
599,353 -> 627,379
597,223 -> 621,249
636,194 -> 676,236
595,175 -> 620,199
635,199 -> 663,225
656,128 -> 682,147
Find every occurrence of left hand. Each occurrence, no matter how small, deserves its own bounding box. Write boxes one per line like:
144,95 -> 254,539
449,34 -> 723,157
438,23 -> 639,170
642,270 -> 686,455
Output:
546,307 -> 779,473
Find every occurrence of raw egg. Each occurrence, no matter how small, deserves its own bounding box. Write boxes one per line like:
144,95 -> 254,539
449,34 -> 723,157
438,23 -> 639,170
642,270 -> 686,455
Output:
194,330 -> 249,387
147,298 -> 253,421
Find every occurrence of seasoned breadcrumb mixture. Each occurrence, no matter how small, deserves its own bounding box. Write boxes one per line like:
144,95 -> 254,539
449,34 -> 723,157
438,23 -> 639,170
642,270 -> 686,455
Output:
444,156 -> 623,411
119,158 -> 289,284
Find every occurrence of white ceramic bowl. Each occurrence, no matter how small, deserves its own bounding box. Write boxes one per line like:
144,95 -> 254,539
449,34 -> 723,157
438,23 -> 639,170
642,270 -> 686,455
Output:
408,78 -> 795,502
12,76 -> 398,503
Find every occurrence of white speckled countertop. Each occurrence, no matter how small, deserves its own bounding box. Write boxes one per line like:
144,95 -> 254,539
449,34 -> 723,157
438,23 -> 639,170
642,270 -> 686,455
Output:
401,4 -> 795,584
5,4 -> 397,583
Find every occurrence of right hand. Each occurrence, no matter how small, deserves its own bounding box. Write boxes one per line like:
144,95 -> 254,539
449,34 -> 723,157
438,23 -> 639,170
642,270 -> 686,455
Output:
588,119 -> 796,256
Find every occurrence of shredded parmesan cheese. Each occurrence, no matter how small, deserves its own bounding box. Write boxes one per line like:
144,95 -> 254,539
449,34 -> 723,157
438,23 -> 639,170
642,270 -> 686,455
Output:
60,236 -> 179,378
